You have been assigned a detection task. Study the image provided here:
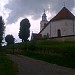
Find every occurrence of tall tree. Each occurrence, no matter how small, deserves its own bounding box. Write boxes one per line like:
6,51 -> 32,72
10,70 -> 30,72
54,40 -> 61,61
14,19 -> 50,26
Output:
19,18 -> 31,42
0,16 -> 5,47
5,35 -> 15,45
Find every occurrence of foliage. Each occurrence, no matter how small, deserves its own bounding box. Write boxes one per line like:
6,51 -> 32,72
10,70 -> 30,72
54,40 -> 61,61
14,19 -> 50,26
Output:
3,40 -> 75,58
28,40 -> 36,51
19,18 -> 31,42
0,16 -> 5,47
0,52 -> 18,75
5,35 -> 15,45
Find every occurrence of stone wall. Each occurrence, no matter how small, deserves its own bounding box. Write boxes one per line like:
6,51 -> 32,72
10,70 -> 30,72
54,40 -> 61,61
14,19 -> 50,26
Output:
50,35 -> 75,41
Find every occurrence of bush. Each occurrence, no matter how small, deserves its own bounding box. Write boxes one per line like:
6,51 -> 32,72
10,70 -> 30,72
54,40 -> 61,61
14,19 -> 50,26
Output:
28,41 -> 36,51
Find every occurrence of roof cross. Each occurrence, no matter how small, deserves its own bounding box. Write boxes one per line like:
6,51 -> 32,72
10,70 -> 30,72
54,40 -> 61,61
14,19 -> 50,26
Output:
63,2 -> 65,7
44,9 -> 45,13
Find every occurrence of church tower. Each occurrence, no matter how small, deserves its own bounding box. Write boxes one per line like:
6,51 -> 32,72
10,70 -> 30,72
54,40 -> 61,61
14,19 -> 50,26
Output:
40,9 -> 48,31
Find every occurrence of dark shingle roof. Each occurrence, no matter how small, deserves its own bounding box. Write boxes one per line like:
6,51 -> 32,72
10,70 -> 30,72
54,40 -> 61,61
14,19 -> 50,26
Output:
51,7 -> 75,21
31,33 -> 42,40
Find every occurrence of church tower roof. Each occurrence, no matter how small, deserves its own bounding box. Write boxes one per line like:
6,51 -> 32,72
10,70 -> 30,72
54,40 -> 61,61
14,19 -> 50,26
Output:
51,7 -> 75,21
43,9 -> 46,17
42,9 -> 47,21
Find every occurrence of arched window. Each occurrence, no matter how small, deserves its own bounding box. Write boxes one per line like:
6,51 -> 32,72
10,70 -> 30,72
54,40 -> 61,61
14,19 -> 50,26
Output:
47,33 -> 49,38
57,29 -> 61,37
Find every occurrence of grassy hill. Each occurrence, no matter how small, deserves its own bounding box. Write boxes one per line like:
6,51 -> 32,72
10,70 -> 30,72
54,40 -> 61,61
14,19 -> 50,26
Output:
2,40 -> 75,68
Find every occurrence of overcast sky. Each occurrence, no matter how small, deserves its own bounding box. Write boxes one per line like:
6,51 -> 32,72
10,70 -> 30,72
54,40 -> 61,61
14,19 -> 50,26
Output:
0,0 -> 75,43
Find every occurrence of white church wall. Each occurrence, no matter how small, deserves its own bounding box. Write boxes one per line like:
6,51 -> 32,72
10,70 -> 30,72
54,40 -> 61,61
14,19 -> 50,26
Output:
74,20 -> 75,35
40,20 -> 48,31
51,19 -> 74,37
41,24 -> 50,38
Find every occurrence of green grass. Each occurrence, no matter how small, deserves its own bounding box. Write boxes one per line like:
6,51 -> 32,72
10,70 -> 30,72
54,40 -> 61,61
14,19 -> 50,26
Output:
0,52 -> 18,75
28,40 -> 75,57
3,40 -> 75,68
21,50 -> 75,69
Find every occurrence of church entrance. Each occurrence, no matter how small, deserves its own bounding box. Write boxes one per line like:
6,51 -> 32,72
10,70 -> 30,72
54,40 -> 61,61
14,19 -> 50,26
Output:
57,29 -> 61,37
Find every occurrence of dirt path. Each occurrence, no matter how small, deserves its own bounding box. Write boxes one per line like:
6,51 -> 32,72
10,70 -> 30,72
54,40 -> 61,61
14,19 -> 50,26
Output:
7,54 -> 75,75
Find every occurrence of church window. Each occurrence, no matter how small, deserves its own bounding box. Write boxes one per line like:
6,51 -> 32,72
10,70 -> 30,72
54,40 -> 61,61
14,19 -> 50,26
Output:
57,29 -> 61,37
47,33 -> 49,38
44,35 -> 46,38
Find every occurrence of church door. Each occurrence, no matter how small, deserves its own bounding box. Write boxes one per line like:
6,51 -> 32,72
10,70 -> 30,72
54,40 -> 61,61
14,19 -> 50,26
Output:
57,29 -> 61,37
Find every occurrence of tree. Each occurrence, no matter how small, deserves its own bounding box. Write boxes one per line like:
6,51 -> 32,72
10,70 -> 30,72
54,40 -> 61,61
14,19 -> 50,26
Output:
19,18 -> 31,42
0,16 -> 5,47
5,35 -> 15,45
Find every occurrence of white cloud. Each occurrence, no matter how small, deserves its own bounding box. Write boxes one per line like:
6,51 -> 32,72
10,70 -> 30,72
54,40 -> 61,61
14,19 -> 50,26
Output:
72,7 -> 75,15
5,17 -> 21,42
0,0 -> 10,23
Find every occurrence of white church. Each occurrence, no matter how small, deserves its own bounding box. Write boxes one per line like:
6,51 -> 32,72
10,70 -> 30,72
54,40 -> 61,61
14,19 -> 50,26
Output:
32,7 -> 75,40
39,6 -> 75,38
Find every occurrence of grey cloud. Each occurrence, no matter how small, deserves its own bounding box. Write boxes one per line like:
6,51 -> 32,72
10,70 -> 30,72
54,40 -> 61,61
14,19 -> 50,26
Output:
5,0 -> 75,24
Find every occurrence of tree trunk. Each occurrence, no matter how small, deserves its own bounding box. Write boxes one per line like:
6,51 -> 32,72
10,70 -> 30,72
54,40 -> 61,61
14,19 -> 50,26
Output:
22,39 -> 24,42
0,43 -> 2,49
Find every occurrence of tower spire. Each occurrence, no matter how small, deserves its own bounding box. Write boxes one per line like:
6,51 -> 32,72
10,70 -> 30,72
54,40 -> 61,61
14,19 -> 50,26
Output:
40,9 -> 48,31
42,9 -> 47,21
44,9 -> 45,13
